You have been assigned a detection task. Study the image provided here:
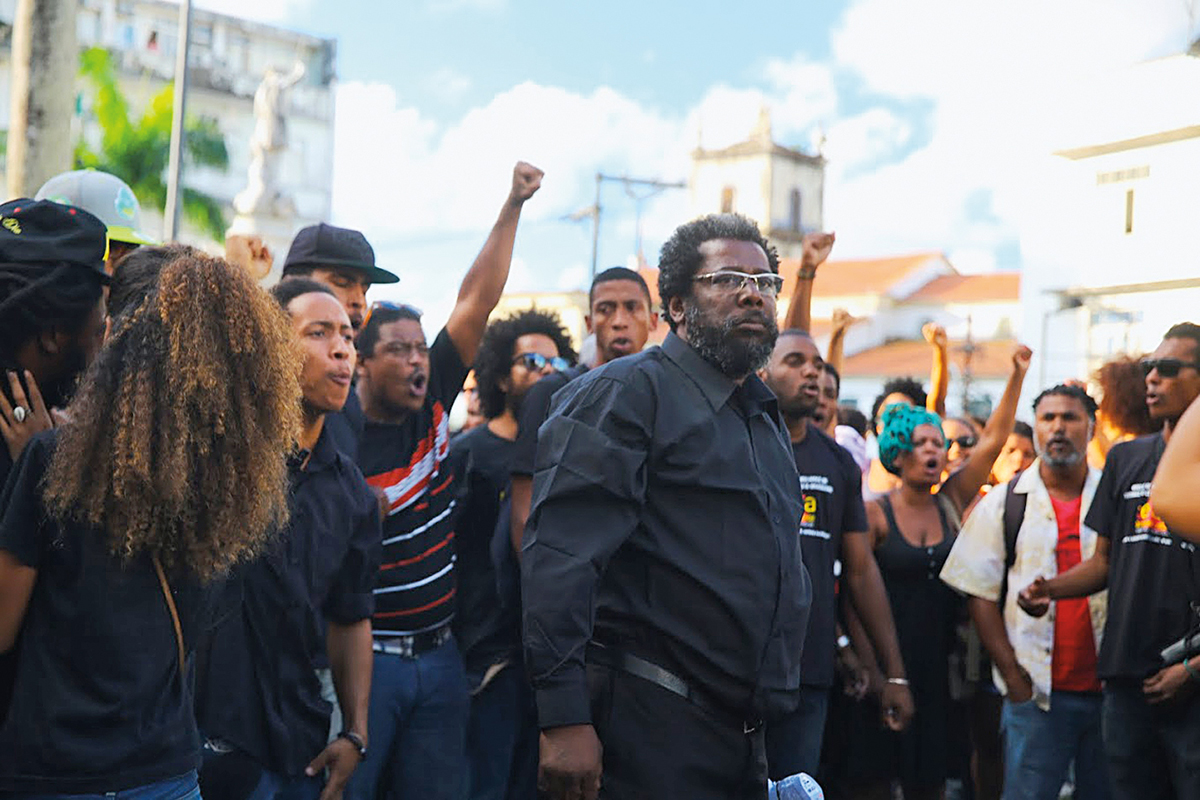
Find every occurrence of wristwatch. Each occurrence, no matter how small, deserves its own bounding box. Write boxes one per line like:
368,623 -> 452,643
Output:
337,730 -> 368,759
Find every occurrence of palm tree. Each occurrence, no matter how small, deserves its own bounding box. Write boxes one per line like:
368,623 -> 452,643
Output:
74,47 -> 229,241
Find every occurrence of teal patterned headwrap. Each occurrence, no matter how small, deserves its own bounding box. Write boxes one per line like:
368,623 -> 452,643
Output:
878,402 -> 947,476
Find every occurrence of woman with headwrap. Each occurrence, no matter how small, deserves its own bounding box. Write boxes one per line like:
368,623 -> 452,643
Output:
837,345 -> 1031,800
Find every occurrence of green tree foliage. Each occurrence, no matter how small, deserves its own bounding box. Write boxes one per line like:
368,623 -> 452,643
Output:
74,47 -> 229,241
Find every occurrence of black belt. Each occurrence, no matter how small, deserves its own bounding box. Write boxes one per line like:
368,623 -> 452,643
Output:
587,643 -> 762,734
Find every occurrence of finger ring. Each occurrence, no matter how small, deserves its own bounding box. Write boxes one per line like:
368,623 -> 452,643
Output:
13,406 -> 27,423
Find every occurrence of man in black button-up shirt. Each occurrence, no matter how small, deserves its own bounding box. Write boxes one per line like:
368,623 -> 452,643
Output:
522,214 -> 812,800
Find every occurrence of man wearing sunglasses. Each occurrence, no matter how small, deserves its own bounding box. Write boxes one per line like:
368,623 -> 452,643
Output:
523,213 -> 812,800
1019,322 -> 1200,800
449,309 -> 576,800
340,161 -> 543,800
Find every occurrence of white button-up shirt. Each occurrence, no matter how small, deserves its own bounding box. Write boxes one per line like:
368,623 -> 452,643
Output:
940,460 -> 1106,710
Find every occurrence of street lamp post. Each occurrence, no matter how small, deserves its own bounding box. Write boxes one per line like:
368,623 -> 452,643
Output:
163,0 -> 192,241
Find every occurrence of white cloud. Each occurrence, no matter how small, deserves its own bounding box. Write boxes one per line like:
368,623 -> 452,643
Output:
423,68 -> 473,101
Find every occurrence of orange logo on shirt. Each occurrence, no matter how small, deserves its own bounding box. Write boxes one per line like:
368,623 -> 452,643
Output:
800,493 -> 817,527
1135,500 -> 1168,535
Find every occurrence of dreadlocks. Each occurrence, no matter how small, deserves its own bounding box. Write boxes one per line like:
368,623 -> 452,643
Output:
43,246 -> 303,582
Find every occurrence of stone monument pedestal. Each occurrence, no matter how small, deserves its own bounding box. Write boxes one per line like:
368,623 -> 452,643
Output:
226,211 -> 301,287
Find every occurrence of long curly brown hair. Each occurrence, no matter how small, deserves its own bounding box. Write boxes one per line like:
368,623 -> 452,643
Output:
1095,355 -> 1162,438
43,245 -> 304,582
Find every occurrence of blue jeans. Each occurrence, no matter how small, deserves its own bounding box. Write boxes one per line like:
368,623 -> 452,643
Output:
1001,692 -> 1109,800
344,637 -> 470,800
764,685 -> 831,780
465,663 -> 538,800
8,771 -> 201,800
1101,678 -> 1200,800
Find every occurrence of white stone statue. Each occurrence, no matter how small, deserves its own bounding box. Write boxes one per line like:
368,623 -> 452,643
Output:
234,62 -> 305,217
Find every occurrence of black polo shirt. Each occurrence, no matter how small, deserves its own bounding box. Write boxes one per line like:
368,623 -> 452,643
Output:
791,424 -> 868,689
0,432 -> 210,794
1085,434 -> 1200,680
0,444 -> 15,726
196,424 -> 381,777
523,332 -> 812,729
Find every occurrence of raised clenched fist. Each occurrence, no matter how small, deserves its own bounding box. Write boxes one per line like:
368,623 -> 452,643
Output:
1012,344 -> 1033,373
832,308 -> 856,332
922,322 -> 947,349
801,231 -> 836,269
510,161 -> 544,204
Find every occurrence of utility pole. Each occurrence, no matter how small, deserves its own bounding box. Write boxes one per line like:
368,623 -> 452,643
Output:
6,0 -> 78,198
589,173 -> 686,279
163,0 -> 192,241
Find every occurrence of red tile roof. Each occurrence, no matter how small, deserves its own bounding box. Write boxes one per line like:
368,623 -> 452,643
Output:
842,338 -> 1018,379
778,252 -> 951,300
904,272 -> 1020,304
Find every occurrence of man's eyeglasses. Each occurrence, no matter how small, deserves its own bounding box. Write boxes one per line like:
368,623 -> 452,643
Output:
693,271 -> 785,297
362,300 -> 423,328
513,352 -> 571,373
949,435 -> 978,450
1140,358 -> 1200,379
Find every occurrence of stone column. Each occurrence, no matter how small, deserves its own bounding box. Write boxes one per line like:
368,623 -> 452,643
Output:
6,0 -> 79,198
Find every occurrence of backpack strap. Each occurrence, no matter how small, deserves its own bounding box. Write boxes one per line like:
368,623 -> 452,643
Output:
998,473 -> 1028,606
152,556 -> 186,677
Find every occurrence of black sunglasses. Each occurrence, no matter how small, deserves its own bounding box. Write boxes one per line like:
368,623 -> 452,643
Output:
950,435 -> 978,449
513,352 -> 571,373
1140,358 -> 1200,379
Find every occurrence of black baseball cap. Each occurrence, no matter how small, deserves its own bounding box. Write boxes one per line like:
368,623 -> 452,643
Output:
282,222 -> 399,284
0,198 -> 109,281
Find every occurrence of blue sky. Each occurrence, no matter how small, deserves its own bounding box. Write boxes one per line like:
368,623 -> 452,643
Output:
201,0 -> 1193,327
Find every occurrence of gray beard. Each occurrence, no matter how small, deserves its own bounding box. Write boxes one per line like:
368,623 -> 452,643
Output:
683,300 -> 777,379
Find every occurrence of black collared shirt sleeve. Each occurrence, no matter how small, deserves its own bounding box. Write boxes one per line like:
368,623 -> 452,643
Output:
521,371 -> 653,728
322,474 -> 382,625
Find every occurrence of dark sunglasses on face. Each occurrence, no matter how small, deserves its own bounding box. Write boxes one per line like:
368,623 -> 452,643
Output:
1140,358 -> 1200,379
693,270 -> 785,296
513,352 -> 571,373
950,435 -> 978,449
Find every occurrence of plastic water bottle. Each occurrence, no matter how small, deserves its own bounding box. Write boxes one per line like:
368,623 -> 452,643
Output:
768,772 -> 825,799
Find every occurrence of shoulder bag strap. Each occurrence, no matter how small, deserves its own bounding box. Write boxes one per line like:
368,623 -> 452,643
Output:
152,556 -> 186,676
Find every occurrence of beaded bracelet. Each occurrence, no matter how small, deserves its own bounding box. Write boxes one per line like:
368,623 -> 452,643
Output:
1184,658 -> 1200,684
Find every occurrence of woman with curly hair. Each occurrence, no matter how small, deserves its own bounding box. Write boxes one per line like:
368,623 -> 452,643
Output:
1089,355 -> 1162,469
0,245 -> 301,798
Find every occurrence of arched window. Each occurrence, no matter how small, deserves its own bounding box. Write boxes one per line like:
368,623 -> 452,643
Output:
790,189 -> 802,231
720,186 -> 735,213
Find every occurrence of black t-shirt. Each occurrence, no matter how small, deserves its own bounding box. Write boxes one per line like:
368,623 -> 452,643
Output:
449,425 -> 521,677
0,445 -> 15,726
357,328 -> 470,637
196,425 -> 380,777
792,424 -> 869,688
1085,434 -> 1200,680
0,432 -> 211,793
511,365 -> 588,478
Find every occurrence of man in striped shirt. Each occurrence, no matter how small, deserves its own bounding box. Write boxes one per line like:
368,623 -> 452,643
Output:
343,162 -> 543,800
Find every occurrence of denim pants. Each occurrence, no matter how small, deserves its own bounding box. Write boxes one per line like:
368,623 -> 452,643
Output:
765,685 -> 831,780
344,636 -> 471,800
1001,692 -> 1109,800
7,771 -> 201,800
465,663 -> 538,800
1101,678 -> 1200,800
